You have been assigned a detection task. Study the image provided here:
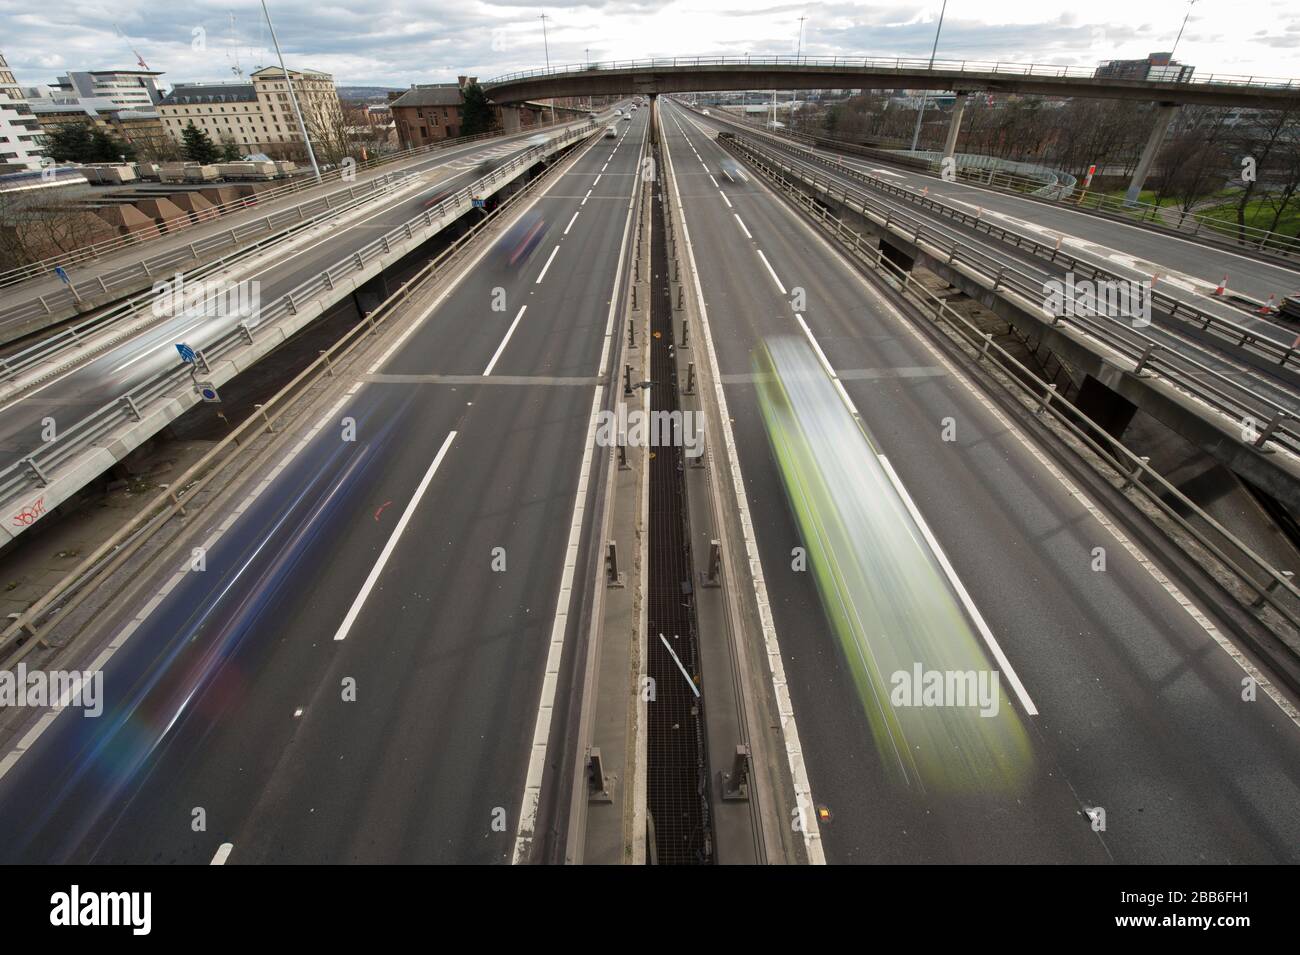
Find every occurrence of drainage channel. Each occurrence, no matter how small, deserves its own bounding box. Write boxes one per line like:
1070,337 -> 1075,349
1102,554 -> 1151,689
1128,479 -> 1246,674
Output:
645,150 -> 715,864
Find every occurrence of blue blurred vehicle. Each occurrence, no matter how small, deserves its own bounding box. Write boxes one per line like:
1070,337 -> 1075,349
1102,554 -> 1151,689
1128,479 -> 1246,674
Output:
497,211 -> 547,269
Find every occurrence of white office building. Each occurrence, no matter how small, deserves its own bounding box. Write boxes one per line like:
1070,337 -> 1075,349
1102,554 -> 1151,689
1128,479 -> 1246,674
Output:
47,70 -> 163,109
0,52 -> 45,171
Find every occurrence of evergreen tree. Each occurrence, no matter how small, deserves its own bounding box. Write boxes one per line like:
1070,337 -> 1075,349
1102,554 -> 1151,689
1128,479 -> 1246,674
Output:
43,123 -> 134,164
219,140 -> 244,162
460,83 -> 495,137
181,122 -> 220,163
43,123 -> 96,163
88,127 -> 135,163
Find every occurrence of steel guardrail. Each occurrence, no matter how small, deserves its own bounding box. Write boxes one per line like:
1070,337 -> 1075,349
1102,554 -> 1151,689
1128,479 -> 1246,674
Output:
0,114 -> 589,293
726,125 -> 1300,377
0,126 -> 600,663
722,123 -> 1300,644
721,133 -> 1300,461
0,169 -> 422,389
688,102 -> 1300,258
0,123 -> 595,516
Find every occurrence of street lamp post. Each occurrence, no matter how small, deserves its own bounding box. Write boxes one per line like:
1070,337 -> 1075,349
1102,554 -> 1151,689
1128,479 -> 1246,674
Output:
793,15 -> 807,132
260,0 -> 321,183
540,12 -> 556,125
1169,0 -> 1198,61
909,0 -> 948,154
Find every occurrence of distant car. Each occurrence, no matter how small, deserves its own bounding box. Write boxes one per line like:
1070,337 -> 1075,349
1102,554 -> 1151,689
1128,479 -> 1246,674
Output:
604,125 -> 618,139
523,134 -> 549,148
588,111 -> 597,120
623,113 -> 631,121
614,108 -> 622,116
631,105 -> 637,111
702,109 -> 710,116
497,211 -> 547,269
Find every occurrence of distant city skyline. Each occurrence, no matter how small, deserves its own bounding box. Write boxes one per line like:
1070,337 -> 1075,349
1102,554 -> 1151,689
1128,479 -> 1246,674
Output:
2,0 -> 1298,90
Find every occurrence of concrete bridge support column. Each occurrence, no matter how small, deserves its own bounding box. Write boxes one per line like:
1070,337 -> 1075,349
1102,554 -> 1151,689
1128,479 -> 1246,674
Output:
942,92 -> 968,164
501,107 -> 522,134
1124,102 -> 1179,205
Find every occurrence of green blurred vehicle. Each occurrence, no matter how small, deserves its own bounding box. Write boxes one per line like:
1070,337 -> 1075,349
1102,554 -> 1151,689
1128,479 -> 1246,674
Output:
753,336 -> 1033,795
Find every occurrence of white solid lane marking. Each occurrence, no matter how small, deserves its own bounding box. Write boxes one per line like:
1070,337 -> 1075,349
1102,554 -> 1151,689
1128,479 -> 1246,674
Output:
535,245 -> 560,284
734,214 -> 753,239
331,431 -> 457,641
564,210 -> 580,235
483,306 -> 527,376
211,842 -> 234,865
756,250 -> 787,294
877,455 -> 1038,716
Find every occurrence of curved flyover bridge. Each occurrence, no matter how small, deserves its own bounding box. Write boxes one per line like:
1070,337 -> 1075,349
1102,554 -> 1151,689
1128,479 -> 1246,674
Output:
484,55 -> 1300,201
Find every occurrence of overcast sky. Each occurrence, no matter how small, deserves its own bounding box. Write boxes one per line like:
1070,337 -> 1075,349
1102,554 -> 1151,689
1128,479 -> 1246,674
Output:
2,0 -> 1298,90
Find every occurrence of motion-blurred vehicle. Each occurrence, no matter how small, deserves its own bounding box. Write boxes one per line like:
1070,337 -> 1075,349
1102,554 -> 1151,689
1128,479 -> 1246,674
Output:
701,108 -> 710,116
614,108 -> 622,117
523,133 -> 549,148
719,159 -> 748,183
423,188 -> 457,209
496,210 -> 547,269
754,336 -> 1033,795
604,125 -> 618,139
622,113 -> 631,122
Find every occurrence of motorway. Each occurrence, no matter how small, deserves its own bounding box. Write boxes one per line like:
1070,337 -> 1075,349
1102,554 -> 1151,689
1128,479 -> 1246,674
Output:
661,98 -> 1300,862
0,125 -> 592,477
0,92 -> 1298,865
0,108 -> 648,863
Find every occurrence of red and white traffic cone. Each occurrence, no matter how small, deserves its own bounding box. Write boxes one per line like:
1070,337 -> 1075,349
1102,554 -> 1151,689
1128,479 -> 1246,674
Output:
1259,294 -> 1278,314
1212,274 -> 1228,296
